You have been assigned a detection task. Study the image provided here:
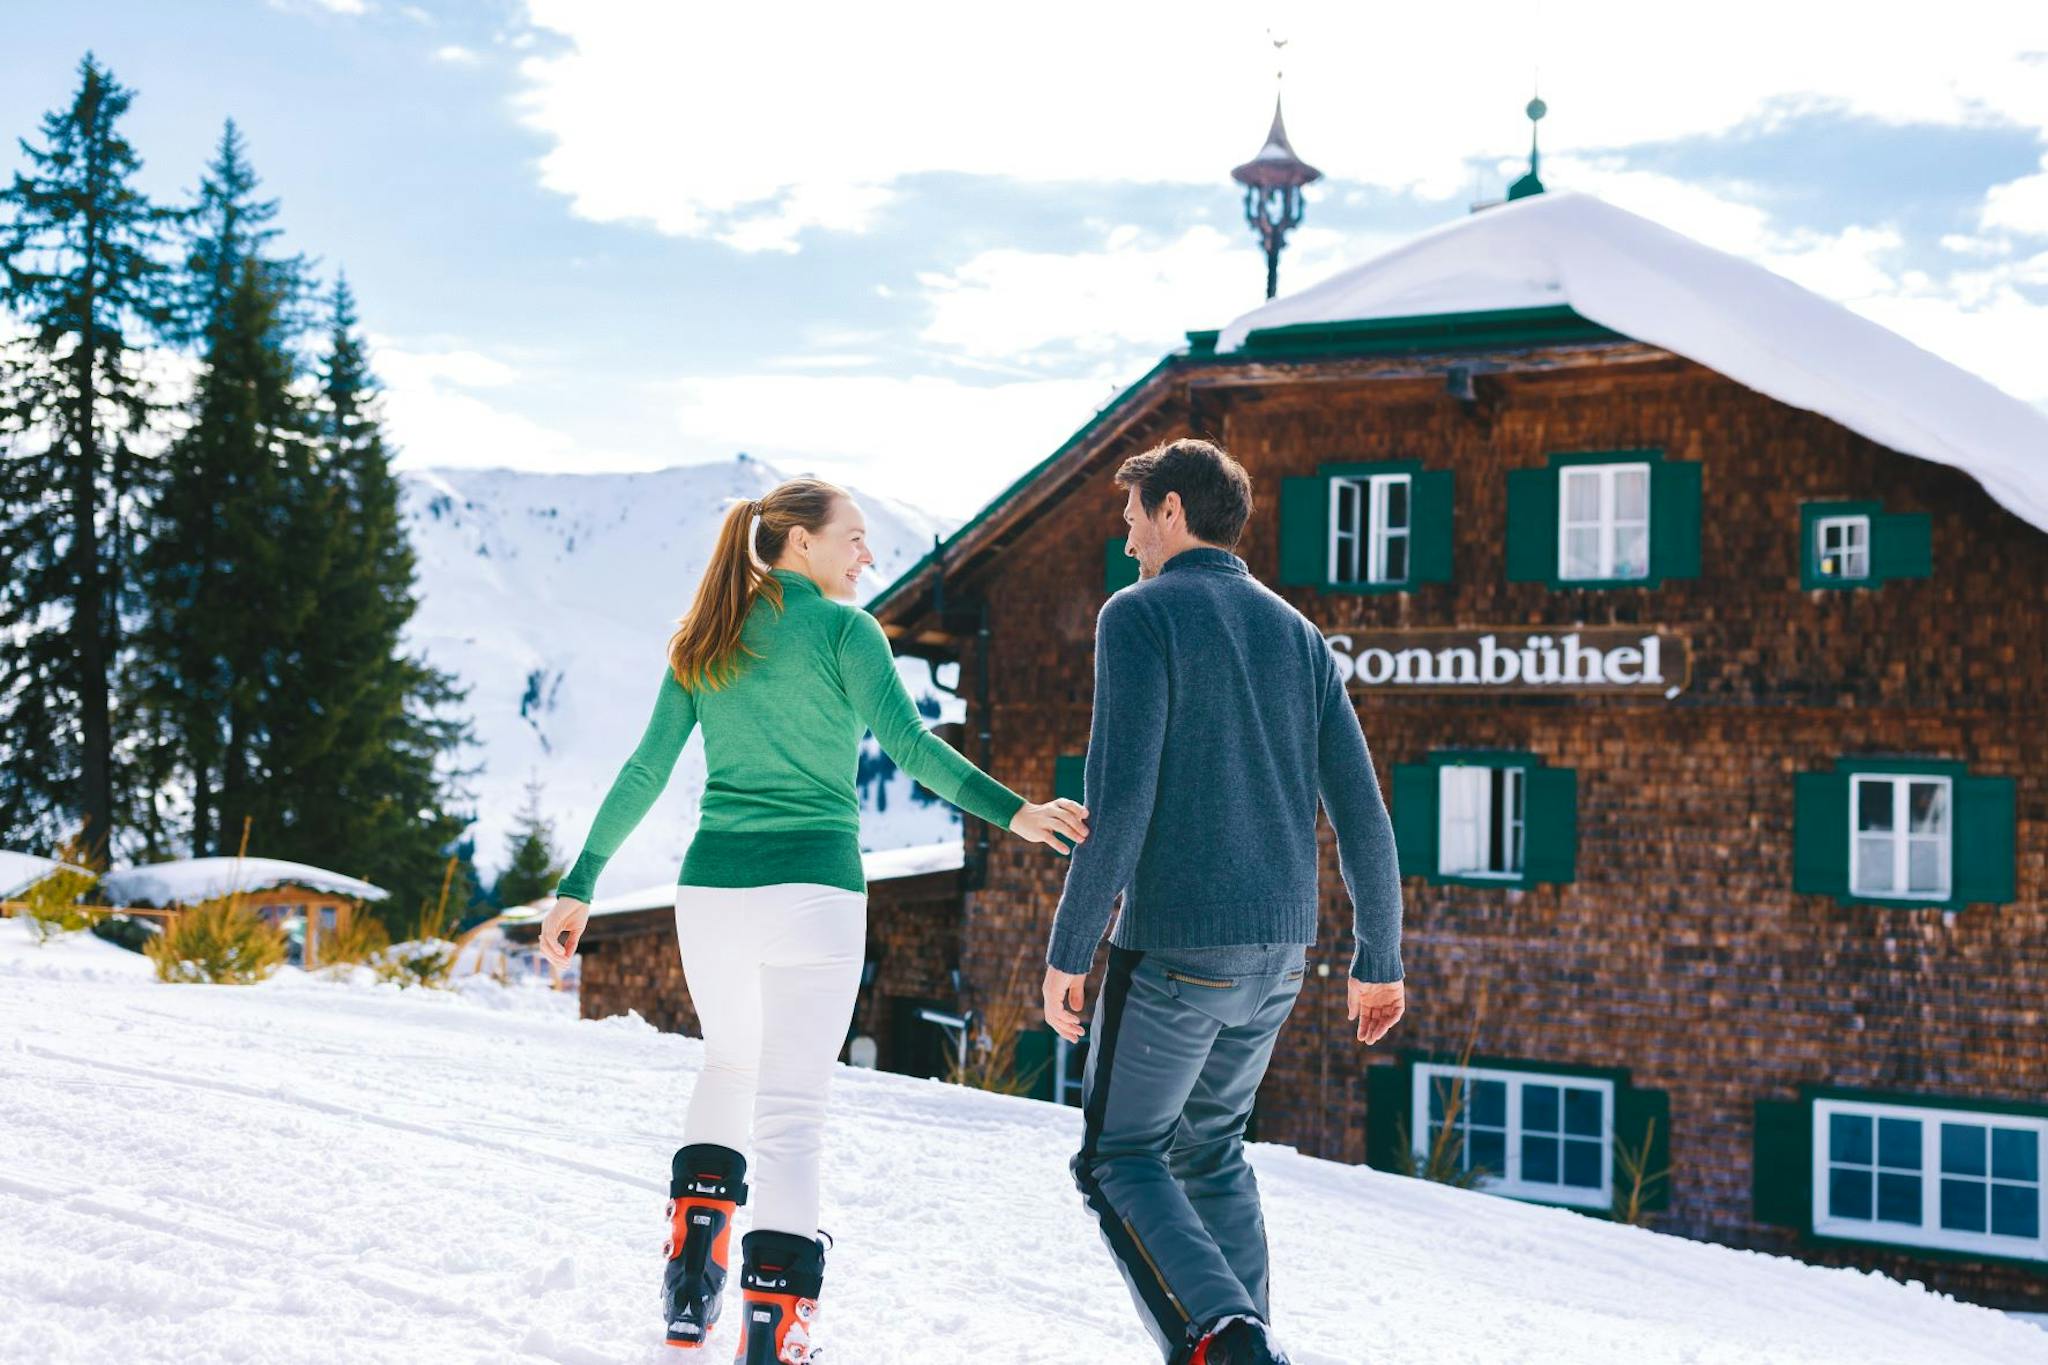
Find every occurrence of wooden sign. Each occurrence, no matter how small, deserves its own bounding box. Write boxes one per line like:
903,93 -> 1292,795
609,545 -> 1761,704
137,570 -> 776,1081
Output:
1324,625 -> 1691,696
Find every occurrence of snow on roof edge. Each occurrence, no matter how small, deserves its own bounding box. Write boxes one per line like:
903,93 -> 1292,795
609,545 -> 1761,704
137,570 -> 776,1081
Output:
100,857 -> 389,908
1216,191 -> 2048,538
540,839 -> 971,923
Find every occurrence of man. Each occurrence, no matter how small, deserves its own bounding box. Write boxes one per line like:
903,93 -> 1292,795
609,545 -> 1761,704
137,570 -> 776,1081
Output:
1042,438 -> 1406,1365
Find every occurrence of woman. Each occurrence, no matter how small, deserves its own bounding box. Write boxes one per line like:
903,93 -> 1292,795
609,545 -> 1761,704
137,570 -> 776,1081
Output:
536,478 -> 1088,1362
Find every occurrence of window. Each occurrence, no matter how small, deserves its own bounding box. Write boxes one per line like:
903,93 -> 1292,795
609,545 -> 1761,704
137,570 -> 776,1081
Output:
1279,462 -> 1452,592
1850,774 -> 1950,900
1558,461 -> 1651,581
1438,764 -> 1524,878
1413,1063 -> 1614,1208
1329,472 -> 1411,585
1815,514 -> 1869,580
1795,759 -> 2012,909
1799,501 -> 1932,590
1814,1098 -> 2046,1260
1393,752 -> 1577,888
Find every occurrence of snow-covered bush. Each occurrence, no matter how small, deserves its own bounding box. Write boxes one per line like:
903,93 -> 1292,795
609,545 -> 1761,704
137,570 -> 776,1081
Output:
371,938 -> 458,990
145,897 -> 287,984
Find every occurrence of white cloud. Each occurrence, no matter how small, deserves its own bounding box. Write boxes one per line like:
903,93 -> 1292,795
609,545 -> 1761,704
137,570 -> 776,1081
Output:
433,45 -> 483,66
371,337 -> 658,473
917,220 -> 1385,366
511,0 -> 2048,250
1981,154 -> 2048,234
660,371 -> 1123,518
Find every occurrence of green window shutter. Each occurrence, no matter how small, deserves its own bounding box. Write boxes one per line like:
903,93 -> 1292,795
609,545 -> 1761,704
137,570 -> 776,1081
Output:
1408,469 -> 1454,584
1870,512 -> 1932,581
1614,1087 -> 1673,1212
1104,536 -> 1140,593
1523,766 -> 1578,885
1504,466 -> 1558,583
1792,772 -> 1850,896
1012,1026 -> 1056,1101
1952,774 -> 2017,906
1053,753 -> 1086,805
1278,476 -> 1328,587
1648,460 -> 1703,581
1363,1061 -> 1411,1172
1752,1097 -> 1813,1228
1391,763 -> 1438,878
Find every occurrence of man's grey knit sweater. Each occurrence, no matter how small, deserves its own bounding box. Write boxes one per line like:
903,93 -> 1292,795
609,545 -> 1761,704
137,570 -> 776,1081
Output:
1045,545 -> 1405,983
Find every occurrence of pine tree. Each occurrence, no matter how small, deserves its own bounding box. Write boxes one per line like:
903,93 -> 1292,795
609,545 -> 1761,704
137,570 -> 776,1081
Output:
0,54 -> 180,860
172,120 -> 307,347
494,774 -> 564,910
283,275 -> 477,932
130,250 -> 322,854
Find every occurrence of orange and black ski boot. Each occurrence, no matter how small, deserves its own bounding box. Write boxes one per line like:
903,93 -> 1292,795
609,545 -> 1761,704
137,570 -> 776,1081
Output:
662,1143 -> 748,1350
732,1228 -> 829,1364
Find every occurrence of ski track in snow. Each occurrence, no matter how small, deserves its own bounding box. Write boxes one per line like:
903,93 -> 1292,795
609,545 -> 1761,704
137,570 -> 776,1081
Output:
2,926 -> 2042,1364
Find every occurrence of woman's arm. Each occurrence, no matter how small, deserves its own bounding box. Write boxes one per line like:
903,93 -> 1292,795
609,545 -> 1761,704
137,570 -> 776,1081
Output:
555,665 -> 698,903
836,609 -> 1026,831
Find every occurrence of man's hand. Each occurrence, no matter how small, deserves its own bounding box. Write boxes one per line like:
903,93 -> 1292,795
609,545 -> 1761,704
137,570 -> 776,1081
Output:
537,895 -> 589,969
1042,967 -> 1089,1044
1348,978 -> 1405,1046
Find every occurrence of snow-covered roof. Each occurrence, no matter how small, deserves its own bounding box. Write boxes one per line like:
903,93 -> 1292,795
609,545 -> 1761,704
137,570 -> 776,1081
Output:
514,839 -> 972,923
100,857 -> 388,908
0,851 -> 91,900
1217,190 -> 2048,537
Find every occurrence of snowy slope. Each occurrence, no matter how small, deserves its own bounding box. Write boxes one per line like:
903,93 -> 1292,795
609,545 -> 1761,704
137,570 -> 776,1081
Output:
399,457 -> 972,896
4,931 -> 2043,1365
1216,191 -> 2048,538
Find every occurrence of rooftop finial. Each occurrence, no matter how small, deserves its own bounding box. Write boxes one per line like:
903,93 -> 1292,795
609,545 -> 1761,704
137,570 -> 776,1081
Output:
1231,28 -> 1322,299
1508,85 -> 1547,201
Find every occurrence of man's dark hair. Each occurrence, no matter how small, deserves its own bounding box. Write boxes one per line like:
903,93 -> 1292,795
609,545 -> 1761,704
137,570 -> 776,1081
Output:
1113,438 -> 1254,548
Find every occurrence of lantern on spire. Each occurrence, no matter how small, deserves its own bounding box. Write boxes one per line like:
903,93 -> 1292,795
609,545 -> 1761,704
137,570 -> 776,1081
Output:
1231,36 -> 1322,300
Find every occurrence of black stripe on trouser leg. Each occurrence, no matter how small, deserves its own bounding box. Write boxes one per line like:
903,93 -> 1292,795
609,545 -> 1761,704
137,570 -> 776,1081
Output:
1069,947 -> 1194,1352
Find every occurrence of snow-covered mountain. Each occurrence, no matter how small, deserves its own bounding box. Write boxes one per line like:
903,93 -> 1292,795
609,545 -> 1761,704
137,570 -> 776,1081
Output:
398,455 -> 970,896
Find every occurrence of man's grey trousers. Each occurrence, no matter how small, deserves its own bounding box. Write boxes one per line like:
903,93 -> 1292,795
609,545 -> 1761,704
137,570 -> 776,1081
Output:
1071,942 -> 1308,1361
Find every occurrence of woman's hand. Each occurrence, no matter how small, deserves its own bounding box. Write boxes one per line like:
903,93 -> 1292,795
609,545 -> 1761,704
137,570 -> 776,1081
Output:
1009,797 -> 1090,855
537,895 -> 590,967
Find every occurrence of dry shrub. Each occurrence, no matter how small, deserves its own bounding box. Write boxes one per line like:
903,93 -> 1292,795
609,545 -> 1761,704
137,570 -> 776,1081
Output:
946,951 -> 1051,1096
146,896 -> 287,984
1390,983 -> 1494,1188
18,829 -> 105,944
1613,1115 -> 1671,1226
310,908 -> 390,972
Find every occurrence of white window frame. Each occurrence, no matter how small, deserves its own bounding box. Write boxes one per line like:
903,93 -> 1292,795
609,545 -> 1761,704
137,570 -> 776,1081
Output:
1557,461 -> 1652,581
1328,472 -> 1412,585
1815,514 -> 1871,580
1412,1062 -> 1615,1210
1848,773 -> 1952,901
1812,1097 -> 2048,1262
1437,764 -> 1525,880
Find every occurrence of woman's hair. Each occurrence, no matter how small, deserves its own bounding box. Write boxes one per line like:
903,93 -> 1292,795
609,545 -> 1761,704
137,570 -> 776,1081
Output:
668,477 -> 848,691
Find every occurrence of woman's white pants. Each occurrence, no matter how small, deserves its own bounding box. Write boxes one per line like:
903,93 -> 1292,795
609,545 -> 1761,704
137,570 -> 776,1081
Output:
674,881 -> 867,1239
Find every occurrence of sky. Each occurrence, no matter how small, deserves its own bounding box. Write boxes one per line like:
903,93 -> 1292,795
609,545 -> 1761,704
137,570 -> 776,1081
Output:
5,0 -> 2047,520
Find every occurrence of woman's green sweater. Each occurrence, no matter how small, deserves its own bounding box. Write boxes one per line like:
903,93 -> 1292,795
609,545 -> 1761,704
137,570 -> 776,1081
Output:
556,567 -> 1026,902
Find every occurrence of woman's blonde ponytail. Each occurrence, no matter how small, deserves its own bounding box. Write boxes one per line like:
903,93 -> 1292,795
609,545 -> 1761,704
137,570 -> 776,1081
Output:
668,479 -> 847,691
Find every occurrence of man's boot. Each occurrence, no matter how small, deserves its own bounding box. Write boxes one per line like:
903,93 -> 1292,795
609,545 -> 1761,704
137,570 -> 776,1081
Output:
1180,1313 -> 1293,1365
